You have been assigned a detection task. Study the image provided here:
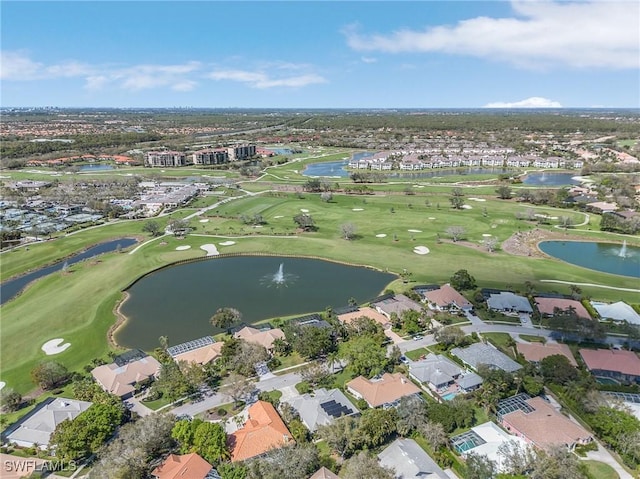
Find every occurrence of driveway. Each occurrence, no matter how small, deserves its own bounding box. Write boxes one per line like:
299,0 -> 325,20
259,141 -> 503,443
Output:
584,443 -> 634,479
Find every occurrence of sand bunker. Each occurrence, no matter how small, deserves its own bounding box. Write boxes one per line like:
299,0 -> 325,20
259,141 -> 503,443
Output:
375,234 -> 387,238
352,208 -> 364,211
200,244 -> 219,256
413,246 -> 430,255
300,209 -> 309,213
482,234 -> 492,237
467,197 -> 487,202
0,381 -> 5,391
408,229 -> 422,233
42,338 -> 71,355
219,241 -> 236,246
428,217 -> 436,220
461,205 -> 473,209
175,245 -> 191,251
274,215 -> 284,219
199,219 -> 209,223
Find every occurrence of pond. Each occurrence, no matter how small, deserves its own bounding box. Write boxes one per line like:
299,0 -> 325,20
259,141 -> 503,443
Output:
78,164 -> 115,172
1,238 -> 138,305
117,256 -> 396,350
538,240 -> 640,278
522,172 -> 580,186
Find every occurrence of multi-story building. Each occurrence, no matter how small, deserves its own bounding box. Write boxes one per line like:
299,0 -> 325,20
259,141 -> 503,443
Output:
227,144 -> 256,161
145,151 -> 186,167
192,148 -> 229,165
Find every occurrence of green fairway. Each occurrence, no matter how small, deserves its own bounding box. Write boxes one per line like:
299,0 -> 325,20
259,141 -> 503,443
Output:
1,182 -> 639,395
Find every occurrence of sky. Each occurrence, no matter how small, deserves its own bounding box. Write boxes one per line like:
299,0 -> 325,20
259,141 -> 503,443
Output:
1,1 -> 639,109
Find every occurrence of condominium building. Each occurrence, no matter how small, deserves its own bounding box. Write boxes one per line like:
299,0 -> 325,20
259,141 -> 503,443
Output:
146,151 -> 187,167
193,148 -> 229,165
227,144 -> 256,161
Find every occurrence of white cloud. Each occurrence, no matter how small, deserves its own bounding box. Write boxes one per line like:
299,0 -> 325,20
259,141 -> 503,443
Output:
208,69 -> 326,89
344,1 -> 639,69
1,51 -> 44,80
361,56 -> 378,64
484,97 -> 563,108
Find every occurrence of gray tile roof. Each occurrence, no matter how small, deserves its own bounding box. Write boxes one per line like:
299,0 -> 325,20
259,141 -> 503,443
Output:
378,438 -> 448,478
487,292 -> 533,313
409,353 -> 462,387
451,343 -> 522,373
285,388 -> 358,432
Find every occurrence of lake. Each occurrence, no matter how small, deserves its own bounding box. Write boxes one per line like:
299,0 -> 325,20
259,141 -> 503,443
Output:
78,164 -> 115,171
1,238 -> 138,305
117,256 -> 396,350
522,172 -> 580,186
538,240 -> 640,278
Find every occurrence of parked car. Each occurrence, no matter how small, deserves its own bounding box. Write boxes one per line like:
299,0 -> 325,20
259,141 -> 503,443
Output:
399,355 -> 409,364
413,335 -> 424,341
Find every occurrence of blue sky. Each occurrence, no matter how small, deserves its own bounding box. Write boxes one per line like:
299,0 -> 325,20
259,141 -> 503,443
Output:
1,1 -> 639,108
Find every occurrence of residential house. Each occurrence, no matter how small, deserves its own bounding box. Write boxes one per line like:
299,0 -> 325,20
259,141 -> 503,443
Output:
338,306 -> 392,329
481,156 -> 505,167
378,438 -> 448,479
409,353 -> 483,397
234,326 -> 286,352
498,394 -> 592,450
3,397 -> 92,448
591,301 -> 640,325
451,343 -> 522,373
309,467 -> 339,479
167,336 -> 225,366
372,294 -> 424,320
451,422 -> 529,473
228,401 -> 293,462
579,349 -> 640,384
284,388 -> 358,432
346,373 -> 421,408
486,292 -> 533,314
534,297 -> 591,320
91,353 -> 161,399
422,284 -> 472,312
151,453 -> 219,479
516,342 -> 577,366
586,201 -> 619,214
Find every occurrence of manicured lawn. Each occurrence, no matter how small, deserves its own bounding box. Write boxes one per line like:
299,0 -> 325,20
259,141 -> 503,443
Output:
519,334 -> 546,342
141,396 -> 173,411
583,460 -> 619,479
481,333 -> 516,358
272,352 -> 305,371
404,348 -> 432,361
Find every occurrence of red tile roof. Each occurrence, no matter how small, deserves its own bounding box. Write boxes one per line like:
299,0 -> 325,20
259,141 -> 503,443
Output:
516,342 -> 577,366
151,453 -> 212,479
579,349 -> 640,376
534,297 -> 591,319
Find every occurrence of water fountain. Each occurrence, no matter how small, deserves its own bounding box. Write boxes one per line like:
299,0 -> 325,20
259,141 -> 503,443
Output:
619,240 -> 628,258
273,263 -> 285,284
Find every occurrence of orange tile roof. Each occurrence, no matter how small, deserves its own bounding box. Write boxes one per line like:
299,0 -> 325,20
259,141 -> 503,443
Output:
346,373 -> 421,408
234,326 -> 285,350
502,397 -> 592,449
423,284 -> 472,309
516,342 -> 577,366
534,297 -> 591,319
151,453 -> 212,479
338,307 -> 390,327
579,348 -> 640,376
229,400 -> 293,462
174,342 -> 224,365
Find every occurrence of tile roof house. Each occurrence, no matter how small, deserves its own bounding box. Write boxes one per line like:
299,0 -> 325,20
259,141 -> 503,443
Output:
516,342 -> 577,366
591,301 -> 640,325
168,337 -> 225,366
498,395 -> 592,450
451,343 -> 522,373
229,400 -> 293,462
346,373 -> 421,408
378,438 -> 448,479
371,294 -> 424,319
534,297 -> 591,319
487,292 -> 533,314
3,397 -> 92,448
579,349 -> 640,384
422,284 -> 472,312
91,355 -> 161,399
337,306 -> 392,329
409,353 -> 483,395
308,467 -> 339,479
151,453 -> 218,479
234,326 -> 286,352
284,388 -> 359,432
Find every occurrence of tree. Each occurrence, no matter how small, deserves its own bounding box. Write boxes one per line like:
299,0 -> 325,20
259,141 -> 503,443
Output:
320,191 -> 333,202
142,220 -> 161,236
172,419 -> 229,465
560,215 -> 574,230
396,395 -> 427,436
450,269 -> 476,290
358,408 -> 398,447
496,185 -> 513,199
339,336 -> 388,378
31,361 -> 69,390
340,222 -> 357,240
434,325 -> 466,348
152,360 -> 195,402
285,324 -> 336,360
483,236 -> 499,253
529,445 -> 588,479
293,213 -> 316,231
419,421 -> 448,450
224,341 -> 269,377
168,218 -> 190,236
449,187 -> 465,209
316,415 -> 360,459
247,444 -> 320,479
0,387 -> 22,412
210,307 -> 242,330
220,372 -> 255,407
341,452 -> 395,479
445,226 -> 466,242
540,354 -> 578,384
498,440 -> 537,475
465,452 -> 496,479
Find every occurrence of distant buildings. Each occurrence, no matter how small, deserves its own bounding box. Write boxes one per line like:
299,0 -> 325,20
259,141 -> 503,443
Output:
146,145 -> 256,167
145,151 -> 186,167
227,144 -> 256,161
193,149 -> 229,165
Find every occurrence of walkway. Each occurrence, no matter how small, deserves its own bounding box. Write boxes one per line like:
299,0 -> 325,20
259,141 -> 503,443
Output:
540,279 -> 640,293
584,443 -> 634,479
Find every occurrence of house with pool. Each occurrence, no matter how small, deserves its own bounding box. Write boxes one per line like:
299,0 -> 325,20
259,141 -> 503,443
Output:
409,353 -> 482,400
579,348 -> 640,385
